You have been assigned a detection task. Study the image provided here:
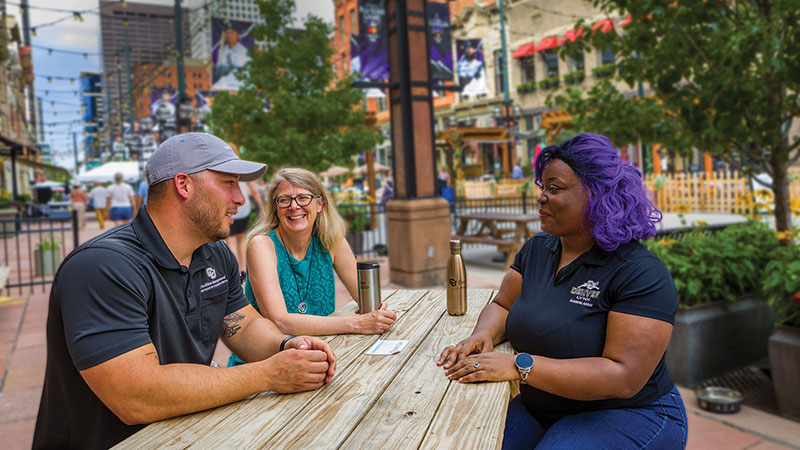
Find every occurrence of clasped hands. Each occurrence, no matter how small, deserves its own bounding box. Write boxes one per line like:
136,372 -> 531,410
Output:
436,333 -> 518,383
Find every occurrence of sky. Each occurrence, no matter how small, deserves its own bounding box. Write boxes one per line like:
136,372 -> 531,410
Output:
28,0 -> 334,172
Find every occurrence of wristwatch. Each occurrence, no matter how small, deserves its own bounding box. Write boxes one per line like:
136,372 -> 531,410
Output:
515,353 -> 534,384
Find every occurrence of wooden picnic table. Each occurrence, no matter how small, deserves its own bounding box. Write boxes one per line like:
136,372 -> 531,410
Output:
115,289 -> 512,449
453,212 -> 540,269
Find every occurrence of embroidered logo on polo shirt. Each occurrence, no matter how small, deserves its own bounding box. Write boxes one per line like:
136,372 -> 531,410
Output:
569,279 -> 601,307
201,266 -> 227,293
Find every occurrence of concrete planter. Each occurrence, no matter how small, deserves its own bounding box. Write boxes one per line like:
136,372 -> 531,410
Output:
768,325 -> 800,418
666,295 -> 773,387
34,249 -> 62,277
347,230 -> 365,255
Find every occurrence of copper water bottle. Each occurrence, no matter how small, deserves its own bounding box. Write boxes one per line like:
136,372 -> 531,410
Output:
447,240 -> 467,315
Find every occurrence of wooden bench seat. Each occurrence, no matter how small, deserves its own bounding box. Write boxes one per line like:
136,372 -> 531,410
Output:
451,236 -> 522,270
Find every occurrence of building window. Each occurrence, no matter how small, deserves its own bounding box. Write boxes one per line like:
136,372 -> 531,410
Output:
494,50 -> 505,96
340,15 -> 346,41
350,9 -> 357,34
376,95 -> 387,112
332,62 -> 338,81
520,56 -> 535,83
600,45 -> 615,65
542,50 -> 559,78
568,51 -> 584,72
342,52 -> 347,74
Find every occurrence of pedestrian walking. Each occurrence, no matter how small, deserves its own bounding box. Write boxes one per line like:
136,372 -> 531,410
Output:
88,181 -> 109,229
70,183 -> 88,230
107,172 -> 136,226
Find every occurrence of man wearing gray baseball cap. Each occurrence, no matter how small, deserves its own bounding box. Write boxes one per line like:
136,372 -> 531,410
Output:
34,133 -> 336,449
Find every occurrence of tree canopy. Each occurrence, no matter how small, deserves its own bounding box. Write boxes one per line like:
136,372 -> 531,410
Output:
550,0 -> 800,232
207,0 -> 380,174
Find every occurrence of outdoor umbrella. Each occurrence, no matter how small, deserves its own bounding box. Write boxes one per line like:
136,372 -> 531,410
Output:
320,166 -> 350,178
353,163 -> 391,175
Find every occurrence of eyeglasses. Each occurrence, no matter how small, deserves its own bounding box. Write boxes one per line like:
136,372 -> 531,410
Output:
274,194 -> 320,208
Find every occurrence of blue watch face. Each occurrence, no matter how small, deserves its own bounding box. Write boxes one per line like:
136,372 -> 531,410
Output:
516,353 -> 534,369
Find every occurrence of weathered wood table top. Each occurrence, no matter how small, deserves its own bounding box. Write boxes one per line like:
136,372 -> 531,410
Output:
116,289 -> 512,449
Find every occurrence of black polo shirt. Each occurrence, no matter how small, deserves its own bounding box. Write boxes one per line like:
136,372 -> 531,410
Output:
506,232 -> 677,417
33,207 -> 248,449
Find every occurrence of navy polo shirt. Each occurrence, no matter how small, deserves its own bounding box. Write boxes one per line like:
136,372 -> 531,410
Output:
34,207 -> 249,449
506,232 -> 678,417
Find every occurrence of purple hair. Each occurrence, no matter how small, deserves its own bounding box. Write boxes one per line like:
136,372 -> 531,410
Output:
534,133 -> 662,251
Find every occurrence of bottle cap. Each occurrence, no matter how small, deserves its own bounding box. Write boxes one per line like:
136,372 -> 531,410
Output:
449,240 -> 461,250
357,261 -> 380,270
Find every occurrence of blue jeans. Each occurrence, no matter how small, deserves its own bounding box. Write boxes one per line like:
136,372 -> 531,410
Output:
502,385 -> 687,449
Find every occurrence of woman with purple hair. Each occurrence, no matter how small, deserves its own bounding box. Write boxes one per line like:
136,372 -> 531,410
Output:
437,133 -> 686,449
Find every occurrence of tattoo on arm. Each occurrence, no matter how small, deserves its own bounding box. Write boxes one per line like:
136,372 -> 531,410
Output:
221,311 -> 245,338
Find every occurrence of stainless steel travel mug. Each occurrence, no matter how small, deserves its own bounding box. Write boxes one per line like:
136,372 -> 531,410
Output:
357,261 -> 381,314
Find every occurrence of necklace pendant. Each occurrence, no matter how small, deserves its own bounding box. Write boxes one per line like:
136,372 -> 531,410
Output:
298,301 -> 308,314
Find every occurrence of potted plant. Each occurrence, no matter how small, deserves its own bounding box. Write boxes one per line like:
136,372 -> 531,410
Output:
341,204 -> 368,254
515,81 -> 537,95
538,76 -> 560,90
0,190 -> 18,238
35,234 -> 62,277
592,63 -> 616,79
645,220 -> 778,386
563,71 -> 585,85
762,241 -> 800,417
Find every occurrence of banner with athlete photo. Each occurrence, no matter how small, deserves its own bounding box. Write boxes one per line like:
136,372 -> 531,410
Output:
456,39 -> 487,96
211,18 -> 256,90
357,0 -> 389,80
427,1 -> 453,81
149,87 -> 176,120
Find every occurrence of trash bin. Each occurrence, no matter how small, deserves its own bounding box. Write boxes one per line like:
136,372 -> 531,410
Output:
440,186 -> 455,203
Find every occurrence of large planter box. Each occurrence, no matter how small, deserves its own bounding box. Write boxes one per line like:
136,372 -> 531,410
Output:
666,295 -> 773,387
34,249 -> 62,277
769,325 -> 800,418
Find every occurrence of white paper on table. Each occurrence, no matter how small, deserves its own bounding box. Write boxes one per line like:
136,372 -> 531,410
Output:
365,340 -> 409,355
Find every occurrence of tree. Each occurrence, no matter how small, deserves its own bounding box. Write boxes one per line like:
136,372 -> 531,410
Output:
207,0 -> 380,173
550,0 -> 800,234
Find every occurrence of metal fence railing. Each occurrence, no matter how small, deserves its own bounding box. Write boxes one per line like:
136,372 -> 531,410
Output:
1,211 -> 80,295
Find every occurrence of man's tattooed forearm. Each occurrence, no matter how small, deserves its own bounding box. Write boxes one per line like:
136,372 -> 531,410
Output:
221,312 -> 244,338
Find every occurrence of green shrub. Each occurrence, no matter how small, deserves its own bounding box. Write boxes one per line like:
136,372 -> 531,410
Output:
644,220 -> 779,307
36,234 -> 61,251
761,244 -> 800,328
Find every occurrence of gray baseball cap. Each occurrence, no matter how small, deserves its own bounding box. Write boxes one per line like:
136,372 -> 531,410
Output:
145,133 -> 267,186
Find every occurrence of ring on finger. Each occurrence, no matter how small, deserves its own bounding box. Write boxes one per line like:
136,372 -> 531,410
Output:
473,361 -> 480,369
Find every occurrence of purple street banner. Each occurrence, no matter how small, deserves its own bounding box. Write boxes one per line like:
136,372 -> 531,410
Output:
211,17 -> 256,91
427,1 -> 453,81
351,34 -> 386,99
358,0 -> 389,80
149,87 -> 176,120
456,39 -> 488,96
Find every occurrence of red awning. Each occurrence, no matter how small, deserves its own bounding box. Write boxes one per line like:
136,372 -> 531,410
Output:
592,18 -> 615,33
512,42 -> 535,59
619,15 -> 631,28
560,28 -> 585,45
535,36 -> 560,53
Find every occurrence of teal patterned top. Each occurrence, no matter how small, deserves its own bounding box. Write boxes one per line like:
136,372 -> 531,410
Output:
228,229 -> 335,367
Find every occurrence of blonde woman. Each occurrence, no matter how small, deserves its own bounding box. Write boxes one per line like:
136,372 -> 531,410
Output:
228,168 -> 396,367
